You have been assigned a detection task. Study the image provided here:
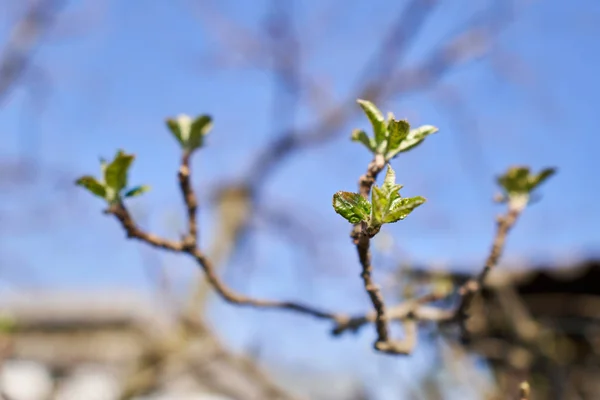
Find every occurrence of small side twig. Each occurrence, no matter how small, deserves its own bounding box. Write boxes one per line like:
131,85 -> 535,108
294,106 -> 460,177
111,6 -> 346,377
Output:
108,200 -> 346,323
106,153 -> 352,330
331,293 -> 452,336
454,201 -> 524,324
178,150 -> 198,248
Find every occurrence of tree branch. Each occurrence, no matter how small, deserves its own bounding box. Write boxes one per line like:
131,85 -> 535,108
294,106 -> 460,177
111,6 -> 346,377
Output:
105,138 -> 527,358
454,202 -> 524,324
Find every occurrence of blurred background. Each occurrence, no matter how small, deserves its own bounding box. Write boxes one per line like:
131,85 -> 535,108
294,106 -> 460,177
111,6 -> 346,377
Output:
0,0 -> 598,399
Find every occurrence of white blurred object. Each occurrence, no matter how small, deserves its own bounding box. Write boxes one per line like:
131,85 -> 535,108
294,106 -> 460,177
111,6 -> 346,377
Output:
0,360 -> 53,400
55,365 -> 120,400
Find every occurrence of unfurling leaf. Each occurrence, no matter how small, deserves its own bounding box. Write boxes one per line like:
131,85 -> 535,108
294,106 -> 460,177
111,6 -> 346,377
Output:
166,115 -> 190,145
387,125 -> 438,159
369,164 -> 424,229
124,185 -> 151,198
76,150 -> 148,204
370,186 -> 386,227
352,99 -> 437,159
386,119 -> 410,157
75,176 -> 106,199
332,191 -> 371,224
351,129 -> 375,152
166,114 -> 213,150
383,196 -> 426,223
381,164 -> 403,196
357,99 -> 386,147
105,150 -> 135,192
497,166 -> 556,197
529,168 -> 556,190
188,115 -> 213,150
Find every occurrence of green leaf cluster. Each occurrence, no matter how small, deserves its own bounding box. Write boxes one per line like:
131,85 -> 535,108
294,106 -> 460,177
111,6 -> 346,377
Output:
352,99 -> 438,161
166,114 -> 213,151
496,166 -> 556,203
332,165 -> 425,233
76,150 -> 150,203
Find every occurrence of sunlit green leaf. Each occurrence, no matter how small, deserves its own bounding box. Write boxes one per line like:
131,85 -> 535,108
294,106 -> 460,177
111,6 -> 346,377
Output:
500,166 -> 529,194
369,164 -> 423,229
357,99 -> 386,147
166,114 -> 213,150
124,185 -> 151,198
332,191 -> 371,224
104,150 -> 135,192
351,129 -> 375,152
166,114 -> 191,146
75,176 -> 106,199
371,186 -> 386,227
383,196 -> 426,223
497,166 -> 556,198
387,125 -> 438,159
530,168 -> 556,190
188,115 -> 213,150
381,164 -> 403,196
386,119 -> 410,157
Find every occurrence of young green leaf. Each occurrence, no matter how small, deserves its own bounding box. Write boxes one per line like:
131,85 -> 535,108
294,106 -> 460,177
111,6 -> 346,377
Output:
387,125 -> 438,159
383,196 -> 426,223
529,168 -> 556,191
166,114 -> 192,146
75,176 -> 106,199
351,129 -> 375,152
371,166 -> 402,227
357,99 -> 386,147
369,165 -> 424,230
187,115 -> 213,150
370,186 -> 386,227
497,166 -> 556,197
497,166 -> 530,195
167,114 -> 213,151
381,164 -> 403,196
332,191 -> 371,224
386,119 -> 410,158
104,150 -> 135,192
124,185 -> 151,198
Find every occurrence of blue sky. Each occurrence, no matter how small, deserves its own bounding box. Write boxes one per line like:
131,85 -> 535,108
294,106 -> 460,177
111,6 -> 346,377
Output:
0,0 -> 599,397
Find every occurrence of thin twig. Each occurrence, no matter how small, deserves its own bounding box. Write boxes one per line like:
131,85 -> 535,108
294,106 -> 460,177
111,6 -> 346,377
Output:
106,201 -> 349,327
178,151 -> 198,247
454,202 -> 524,323
331,293 -> 451,336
